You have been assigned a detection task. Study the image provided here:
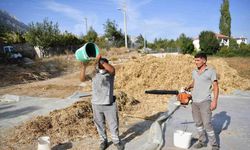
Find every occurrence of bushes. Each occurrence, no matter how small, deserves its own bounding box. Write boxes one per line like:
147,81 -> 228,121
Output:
216,46 -> 250,57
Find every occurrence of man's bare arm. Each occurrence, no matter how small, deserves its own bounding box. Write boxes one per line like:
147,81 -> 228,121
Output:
213,80 -> 219,101
80,62 -> 87,82
210,80 -> 219,111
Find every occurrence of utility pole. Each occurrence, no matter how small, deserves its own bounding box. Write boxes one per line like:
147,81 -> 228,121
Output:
84,17 -> 88,34
118,1 -> 128,48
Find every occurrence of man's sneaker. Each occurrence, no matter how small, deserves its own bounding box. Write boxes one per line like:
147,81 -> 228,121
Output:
212,145 -> 220,150
99,141 -> 108,150
114,142 -> 124,150
193,141 -> 207,149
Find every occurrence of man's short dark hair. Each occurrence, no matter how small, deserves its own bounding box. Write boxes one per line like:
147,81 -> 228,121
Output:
100,58 -> 109,63
195,53 -> 207,61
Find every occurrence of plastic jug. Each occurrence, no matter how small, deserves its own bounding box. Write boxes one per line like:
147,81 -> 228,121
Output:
37,136 -> 51,150
75,42 -> 99,62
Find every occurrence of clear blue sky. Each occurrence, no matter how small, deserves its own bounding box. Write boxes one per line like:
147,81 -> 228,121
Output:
0,0 -> 249,42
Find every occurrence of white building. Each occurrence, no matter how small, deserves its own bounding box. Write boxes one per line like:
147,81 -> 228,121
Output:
193,37 -> 200,51
235,37 -> 248,45
193,33 -> 230,51
215,33 -> 230,46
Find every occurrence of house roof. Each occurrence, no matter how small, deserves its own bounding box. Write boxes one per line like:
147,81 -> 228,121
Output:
193,33 -> 229,40
215,33 -> 229,39
235,37 -> 247,40
193,37 -> 199,40
193,33 -> 248,42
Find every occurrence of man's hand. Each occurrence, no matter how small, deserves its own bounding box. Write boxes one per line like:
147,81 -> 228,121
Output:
80,61 -> 86,67
96,54 -> 102,62
184,86 -> 190,91
184,81 -> 194,91
210,100 -> 217,111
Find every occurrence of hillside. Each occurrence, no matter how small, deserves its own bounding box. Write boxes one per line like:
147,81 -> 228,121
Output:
0,10 -> 28,34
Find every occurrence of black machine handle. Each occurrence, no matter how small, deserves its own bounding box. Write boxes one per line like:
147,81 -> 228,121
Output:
145,90 -> 179,95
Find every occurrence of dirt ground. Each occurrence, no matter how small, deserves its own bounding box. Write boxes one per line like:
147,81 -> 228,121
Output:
1,49 -> 250,149
223,57 -> 250,80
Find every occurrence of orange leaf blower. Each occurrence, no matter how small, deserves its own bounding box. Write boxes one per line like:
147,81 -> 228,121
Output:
145,89 -> 192,105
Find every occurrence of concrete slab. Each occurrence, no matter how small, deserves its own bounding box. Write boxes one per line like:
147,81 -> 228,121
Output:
124,94 -> 250,150
163,95 -> 250,150
0,95 -> 83,132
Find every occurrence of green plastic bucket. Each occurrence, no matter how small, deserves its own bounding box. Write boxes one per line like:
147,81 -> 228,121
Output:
75,42 -> 100,62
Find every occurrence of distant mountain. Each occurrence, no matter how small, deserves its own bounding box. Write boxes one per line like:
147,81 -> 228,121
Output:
0,10 -> 28,33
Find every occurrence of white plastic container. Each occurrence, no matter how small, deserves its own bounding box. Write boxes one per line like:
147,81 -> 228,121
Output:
37,136 -> 51,150
173,130 -> 192,149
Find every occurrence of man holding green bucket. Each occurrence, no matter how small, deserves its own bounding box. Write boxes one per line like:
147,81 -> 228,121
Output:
79,51 -> 124,150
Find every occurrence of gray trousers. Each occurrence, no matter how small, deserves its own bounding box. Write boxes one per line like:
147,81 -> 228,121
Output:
192,100 -> 218,146
92,102 -> 120,144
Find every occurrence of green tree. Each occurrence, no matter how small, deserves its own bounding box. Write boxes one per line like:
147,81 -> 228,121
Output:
176,33 -> 194,54
0,24 -> 11,43
176,33 -> 185,47
96,36 -> 108,49
84,26 -> 98,42
199,31 -> 220,54
2,31 -> 25,44
219,0 -> 231,37
0,22 -> 26,44
147,40 -> 157,50
154,38 -> 167,50
229,38 -> 238,50
135,34 -> 145,49
148,38 -> 178,52
25,18 -> 60,56
58,31 -> 82,46
103,19 -> 124,47
167,39 -> 176,48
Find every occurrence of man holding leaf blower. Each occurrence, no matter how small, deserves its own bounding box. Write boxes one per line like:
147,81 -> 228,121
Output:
80,54 -> 124,150
185,53 -> 220,150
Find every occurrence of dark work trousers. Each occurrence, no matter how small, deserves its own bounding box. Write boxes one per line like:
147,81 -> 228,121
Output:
92,102 -> 120,144
191,100 -> 218,146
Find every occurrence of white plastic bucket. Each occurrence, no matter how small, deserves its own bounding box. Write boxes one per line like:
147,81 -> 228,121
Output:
173,130 -> 192,149
37,136 -> 51,150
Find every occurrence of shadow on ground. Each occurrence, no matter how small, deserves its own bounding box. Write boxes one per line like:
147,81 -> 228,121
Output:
52,142 -> 73,150
120,112 -> 164,145
212,111 -> 231,145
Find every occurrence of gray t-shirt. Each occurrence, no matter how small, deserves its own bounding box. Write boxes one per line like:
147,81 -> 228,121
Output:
191,66 -> 217,102
92,71 -> 114,105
